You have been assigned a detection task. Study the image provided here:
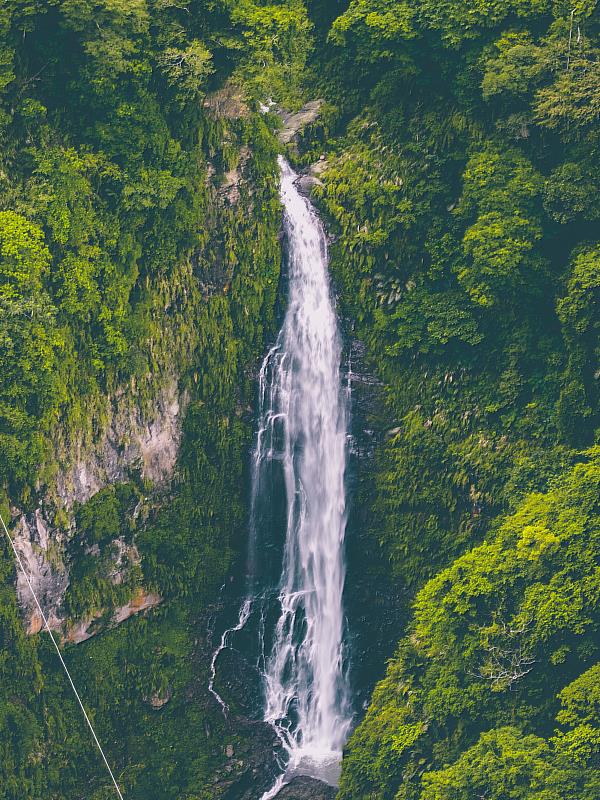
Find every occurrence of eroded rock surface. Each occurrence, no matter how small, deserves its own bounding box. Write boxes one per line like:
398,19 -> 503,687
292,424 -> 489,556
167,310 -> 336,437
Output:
13,510 -> 68,634
64,589 -> 162,645
13,376 -> 183,637
54,376 -> 186,509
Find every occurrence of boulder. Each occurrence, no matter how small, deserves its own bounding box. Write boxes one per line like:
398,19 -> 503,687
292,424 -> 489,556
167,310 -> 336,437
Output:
274,776 -> 337,800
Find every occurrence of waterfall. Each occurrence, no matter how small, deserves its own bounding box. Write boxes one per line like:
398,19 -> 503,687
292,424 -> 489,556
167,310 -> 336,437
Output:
210,156 -> 352,794
257,156 -> 351,791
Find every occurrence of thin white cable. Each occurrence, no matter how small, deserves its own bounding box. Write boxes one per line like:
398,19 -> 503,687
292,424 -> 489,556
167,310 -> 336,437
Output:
0,510 -> 124,799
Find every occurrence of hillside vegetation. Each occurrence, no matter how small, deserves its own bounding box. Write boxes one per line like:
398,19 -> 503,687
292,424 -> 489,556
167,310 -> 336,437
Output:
305,1 -> 599,797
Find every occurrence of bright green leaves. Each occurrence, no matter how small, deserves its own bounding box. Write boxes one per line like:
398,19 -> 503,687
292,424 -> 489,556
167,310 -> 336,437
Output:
556,663 -> 600,728
61,0 -> 150,77
555,246 -> 600,445
456,145 -> 544,306
481,13 -> 600,138
547,665 -> 600,796
0,0 -> 285,507
229,0 -> 313,106
341,453 -> 600,799
421,727 -> 566,800
316,139 -> 415,255
461,211 -> 542,306
535,56 -> 600,135
481,31 -> 547,99
543,162 -> 600,224
158,40 -> 214,102
415,451 -> 600,667
27,145 -> 136,363
417,0 -> 552,46
458,144 -> 543,218
329,0 -> 416,61
323,3 -> 600,798
516,521 -> 560,561
418,666 -> 600,799
558,246 -> 600,338
0,211 -> 50,298
0,212 -> 60,487
0,6 -> 16,101
0,2 -> 287,797
31,147 -> 104,249
331,0 -> 555,50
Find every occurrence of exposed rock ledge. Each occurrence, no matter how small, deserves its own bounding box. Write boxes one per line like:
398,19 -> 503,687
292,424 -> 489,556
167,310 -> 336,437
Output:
278,99 -> 325,145
54,376 -> 187,509
64,590 -> 162,644
13,502 -> 163,639
295,157 -> 328,199
13,510 -> 67,633
13,375 -> 184,637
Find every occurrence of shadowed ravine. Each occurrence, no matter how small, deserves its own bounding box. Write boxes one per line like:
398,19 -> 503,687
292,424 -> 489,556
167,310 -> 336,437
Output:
210,156 -> 352,798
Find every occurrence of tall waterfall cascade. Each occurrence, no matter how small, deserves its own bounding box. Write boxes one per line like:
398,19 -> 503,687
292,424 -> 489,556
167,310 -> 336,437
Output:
210,156 -> 352,796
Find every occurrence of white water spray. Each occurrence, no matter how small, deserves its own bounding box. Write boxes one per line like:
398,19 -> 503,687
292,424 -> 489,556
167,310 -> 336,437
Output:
257,157 -> 352,789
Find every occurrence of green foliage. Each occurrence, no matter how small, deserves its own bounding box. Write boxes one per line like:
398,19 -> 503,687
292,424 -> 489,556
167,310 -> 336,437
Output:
329,0 -> 416,64
158,40 -> 214,103
421,727 -> 568,800
535,57 -> 600,134
340,452 -> 600,799
63,484 -> 142,621
543,162 -> 600,224
481,31 -> 547,100
230,0 -> 313,106
314,0 -> 599,591
0,1 -> 285,797
0,0 -> 292,500
2,1 -> 599,798
0,211 -> 60,489
314,3 -> 600,795
556,246 -> 600,444
455,144 -> 545,307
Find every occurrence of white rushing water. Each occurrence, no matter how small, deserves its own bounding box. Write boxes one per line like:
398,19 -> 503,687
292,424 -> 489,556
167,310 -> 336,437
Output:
257,157 -> 352,792
210,156 -> 352,797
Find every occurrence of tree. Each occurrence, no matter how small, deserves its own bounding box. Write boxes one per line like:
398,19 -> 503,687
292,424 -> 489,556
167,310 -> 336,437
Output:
421,727 -> 571,800
158,40 -> 213,102
455,145 -> 544,306
0,213 -> 60,486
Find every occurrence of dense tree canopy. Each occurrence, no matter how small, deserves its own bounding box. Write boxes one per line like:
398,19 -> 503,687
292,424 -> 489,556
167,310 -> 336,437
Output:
311,1 -> 600,797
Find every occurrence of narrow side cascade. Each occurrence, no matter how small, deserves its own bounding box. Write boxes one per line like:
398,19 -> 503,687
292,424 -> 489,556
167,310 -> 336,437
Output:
210,156 -> 352,794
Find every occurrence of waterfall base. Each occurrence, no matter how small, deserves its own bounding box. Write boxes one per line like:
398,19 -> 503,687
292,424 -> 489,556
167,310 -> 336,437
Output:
284,750 -> 342,787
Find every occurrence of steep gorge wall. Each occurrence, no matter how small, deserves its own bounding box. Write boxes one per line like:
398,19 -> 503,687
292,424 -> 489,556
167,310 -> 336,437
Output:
9,91 -> 282,644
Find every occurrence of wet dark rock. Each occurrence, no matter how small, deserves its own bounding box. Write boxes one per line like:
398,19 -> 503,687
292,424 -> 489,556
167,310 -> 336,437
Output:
342,336 -> 409,710
212,644 -> 264,718
219,719 -> 284,800
192,605 -> 285,800
273,776 -> 337,799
